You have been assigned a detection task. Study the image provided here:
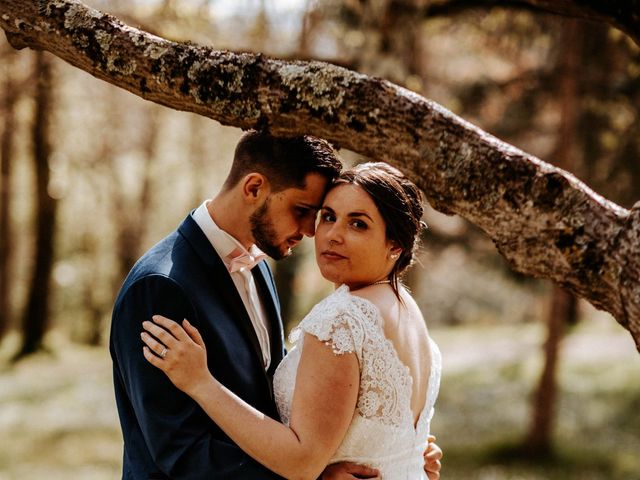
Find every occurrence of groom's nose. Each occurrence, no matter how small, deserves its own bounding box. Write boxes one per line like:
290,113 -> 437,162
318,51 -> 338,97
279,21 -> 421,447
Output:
300,215 -> 316,237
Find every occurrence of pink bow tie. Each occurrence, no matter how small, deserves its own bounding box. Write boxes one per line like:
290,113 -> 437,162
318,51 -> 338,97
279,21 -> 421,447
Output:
227,248 -> 266,273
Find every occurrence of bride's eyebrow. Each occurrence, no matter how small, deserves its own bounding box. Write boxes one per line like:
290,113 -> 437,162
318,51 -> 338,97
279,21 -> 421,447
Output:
321,205 -> 374,222
348,211 -> 374,222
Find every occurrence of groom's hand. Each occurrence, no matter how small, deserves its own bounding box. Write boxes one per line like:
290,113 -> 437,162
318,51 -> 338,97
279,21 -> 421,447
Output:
320,462 -> 380,479
424,435 -> 443,480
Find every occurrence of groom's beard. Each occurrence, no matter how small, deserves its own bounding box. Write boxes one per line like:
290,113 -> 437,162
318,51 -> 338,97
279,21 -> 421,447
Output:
250,199 -> 289,260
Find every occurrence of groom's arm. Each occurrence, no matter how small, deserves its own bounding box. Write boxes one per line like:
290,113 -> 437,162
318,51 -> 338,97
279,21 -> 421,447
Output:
320,462 -> 379,479
112,274 -> 281,480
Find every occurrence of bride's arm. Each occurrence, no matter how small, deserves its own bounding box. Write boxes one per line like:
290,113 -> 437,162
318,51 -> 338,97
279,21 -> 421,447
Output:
141,315 -> 360,480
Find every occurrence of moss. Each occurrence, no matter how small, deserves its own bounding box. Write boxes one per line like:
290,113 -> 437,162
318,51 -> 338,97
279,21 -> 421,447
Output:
144,43 -> 170,60
106,55 -> 136,75
62,2 -> 104,30
73,31 -> 103,65
150,43 -> 198,89
278,62 -> 360,118
186,54 -> 261,117
188,59 -> 246,96
94,30 -> 112,52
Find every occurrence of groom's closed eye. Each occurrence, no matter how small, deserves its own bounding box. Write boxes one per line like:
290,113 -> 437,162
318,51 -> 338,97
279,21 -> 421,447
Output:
295,206 -> 318,220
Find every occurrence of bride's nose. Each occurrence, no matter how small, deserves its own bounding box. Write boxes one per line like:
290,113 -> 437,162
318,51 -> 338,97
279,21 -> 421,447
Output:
325,224 -> 344,245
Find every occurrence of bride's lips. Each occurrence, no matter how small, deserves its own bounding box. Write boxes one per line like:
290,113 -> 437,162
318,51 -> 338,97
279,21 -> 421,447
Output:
321,250 -> 347,261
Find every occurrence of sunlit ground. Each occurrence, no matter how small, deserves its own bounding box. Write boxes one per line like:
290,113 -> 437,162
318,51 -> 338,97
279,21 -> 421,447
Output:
431,316 -> 640,480
1,316 -> 639,480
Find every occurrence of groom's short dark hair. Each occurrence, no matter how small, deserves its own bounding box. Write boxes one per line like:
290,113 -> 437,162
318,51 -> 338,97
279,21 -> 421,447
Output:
223,130 -> 342,192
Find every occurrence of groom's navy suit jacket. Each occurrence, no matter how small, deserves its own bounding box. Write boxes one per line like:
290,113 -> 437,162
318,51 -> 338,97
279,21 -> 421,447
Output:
110,214 -> 286,480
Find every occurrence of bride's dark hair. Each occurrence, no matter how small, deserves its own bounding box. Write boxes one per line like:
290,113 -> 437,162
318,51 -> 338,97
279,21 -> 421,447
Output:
333,162 -> 425,299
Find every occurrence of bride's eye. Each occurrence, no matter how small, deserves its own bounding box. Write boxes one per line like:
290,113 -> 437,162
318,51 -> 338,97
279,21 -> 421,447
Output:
320,212 -> 335,223
350,219 -> 368,230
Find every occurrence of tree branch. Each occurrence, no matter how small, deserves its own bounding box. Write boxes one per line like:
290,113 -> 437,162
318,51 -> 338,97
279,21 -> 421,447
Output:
1,0 -> 639,351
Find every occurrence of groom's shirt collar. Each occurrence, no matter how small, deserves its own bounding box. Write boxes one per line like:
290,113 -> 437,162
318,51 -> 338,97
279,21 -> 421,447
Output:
191,200 -> 271,369
192,200 -> 264,269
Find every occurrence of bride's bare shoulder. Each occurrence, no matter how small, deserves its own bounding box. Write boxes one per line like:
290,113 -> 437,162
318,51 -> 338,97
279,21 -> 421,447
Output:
349,284 -> 400,315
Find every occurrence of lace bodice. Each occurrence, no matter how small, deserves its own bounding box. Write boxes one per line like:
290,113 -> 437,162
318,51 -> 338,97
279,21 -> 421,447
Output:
273,285 -> 441,480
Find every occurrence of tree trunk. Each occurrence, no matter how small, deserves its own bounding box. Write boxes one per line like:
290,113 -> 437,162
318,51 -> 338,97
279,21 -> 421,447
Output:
525,285 -> 577,455
14,51 -> 57,359
188,113 -> 208,208
74,90 -> 118,346
0,47 -> 19,341
113,103 -> 158,281
78,231 -> 106,346
0,0 -> 639,350
524,18 -> 581,454
274,253 -> 303,335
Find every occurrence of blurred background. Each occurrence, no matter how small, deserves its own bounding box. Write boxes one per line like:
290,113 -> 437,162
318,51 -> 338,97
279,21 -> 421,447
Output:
1,0 -> 639,478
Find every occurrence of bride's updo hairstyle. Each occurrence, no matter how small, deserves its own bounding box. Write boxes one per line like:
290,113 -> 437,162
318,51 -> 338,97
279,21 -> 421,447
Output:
333,162 -> 425,299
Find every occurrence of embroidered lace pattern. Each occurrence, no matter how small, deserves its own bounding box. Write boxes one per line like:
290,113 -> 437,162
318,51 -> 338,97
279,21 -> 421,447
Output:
273,285 -> 442,480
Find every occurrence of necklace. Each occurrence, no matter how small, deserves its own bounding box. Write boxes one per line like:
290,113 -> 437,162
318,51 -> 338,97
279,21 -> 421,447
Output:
346,279 -> 391,291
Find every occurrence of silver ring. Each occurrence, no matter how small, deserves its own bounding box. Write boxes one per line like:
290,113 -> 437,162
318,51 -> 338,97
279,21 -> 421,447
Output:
160,347 -> 168,359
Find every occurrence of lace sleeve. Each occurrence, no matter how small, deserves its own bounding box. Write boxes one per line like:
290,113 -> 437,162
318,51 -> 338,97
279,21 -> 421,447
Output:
289,287 -> 367,356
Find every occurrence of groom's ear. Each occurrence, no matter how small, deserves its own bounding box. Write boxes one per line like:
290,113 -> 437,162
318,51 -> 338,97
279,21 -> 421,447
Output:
241,173 -> 270,203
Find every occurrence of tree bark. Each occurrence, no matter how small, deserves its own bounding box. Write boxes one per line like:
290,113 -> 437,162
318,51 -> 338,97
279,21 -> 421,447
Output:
1,0 -> 639,351
0,47 -> 19,341
15,51 -> 57,359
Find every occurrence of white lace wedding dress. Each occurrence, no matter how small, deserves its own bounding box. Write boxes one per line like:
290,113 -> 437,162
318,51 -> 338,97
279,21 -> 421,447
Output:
273,285 -> 442,480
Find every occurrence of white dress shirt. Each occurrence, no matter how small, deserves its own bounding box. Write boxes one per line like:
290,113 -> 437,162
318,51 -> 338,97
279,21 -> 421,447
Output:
192,200 -> 272,369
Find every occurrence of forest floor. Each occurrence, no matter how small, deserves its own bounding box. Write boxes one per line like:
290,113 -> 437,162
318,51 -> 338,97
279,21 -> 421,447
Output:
1,316 -> 639,480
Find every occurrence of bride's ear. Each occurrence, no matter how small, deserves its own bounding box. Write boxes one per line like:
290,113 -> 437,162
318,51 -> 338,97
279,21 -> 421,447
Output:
388,243 -> 402,261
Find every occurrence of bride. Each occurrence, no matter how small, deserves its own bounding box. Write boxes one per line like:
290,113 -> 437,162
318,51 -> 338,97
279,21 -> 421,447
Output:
141,162 -> 442,479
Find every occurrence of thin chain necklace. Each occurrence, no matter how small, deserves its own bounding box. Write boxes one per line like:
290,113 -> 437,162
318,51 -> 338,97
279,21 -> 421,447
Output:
346,279 -> 391,290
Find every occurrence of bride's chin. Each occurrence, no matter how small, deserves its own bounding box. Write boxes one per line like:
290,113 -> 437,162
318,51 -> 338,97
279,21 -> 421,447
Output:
320,274 -> 339,284
319,269 -> 343,285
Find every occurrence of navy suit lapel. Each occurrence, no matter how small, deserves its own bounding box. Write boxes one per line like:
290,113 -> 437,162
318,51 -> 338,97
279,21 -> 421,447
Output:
253,262 -> 285,376
177,215 -> 267,382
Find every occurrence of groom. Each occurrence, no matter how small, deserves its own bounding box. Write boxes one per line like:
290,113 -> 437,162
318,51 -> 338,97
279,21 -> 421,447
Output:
110,131 -> 383,479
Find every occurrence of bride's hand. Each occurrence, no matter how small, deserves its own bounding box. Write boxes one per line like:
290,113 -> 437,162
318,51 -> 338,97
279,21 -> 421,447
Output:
141,315 -> 213,397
